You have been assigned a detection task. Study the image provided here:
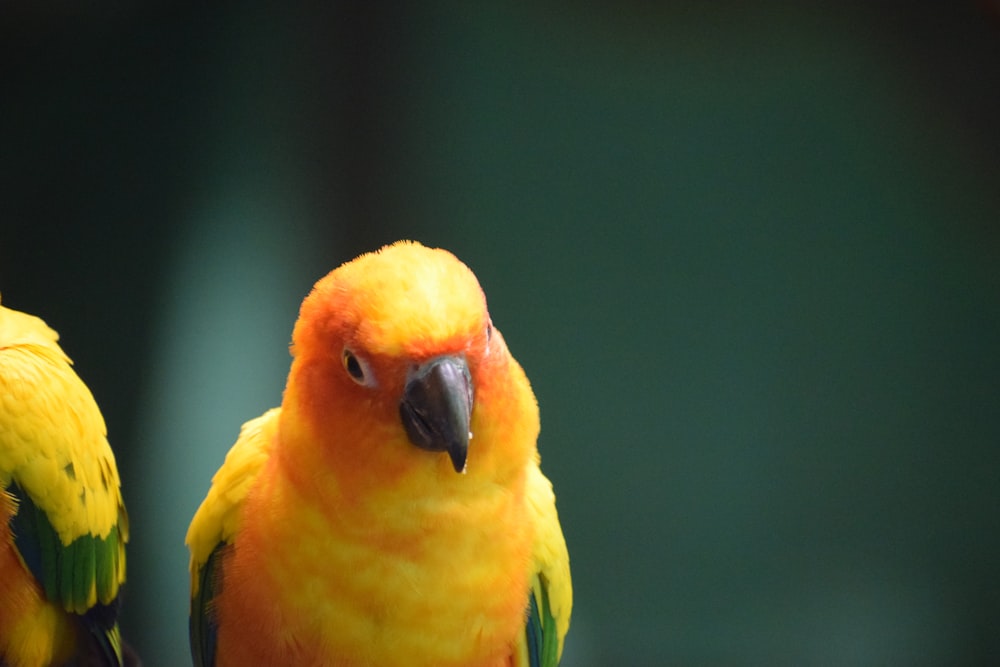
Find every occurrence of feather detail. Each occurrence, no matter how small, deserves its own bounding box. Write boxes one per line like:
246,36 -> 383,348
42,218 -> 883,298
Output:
0,299 -> 128,667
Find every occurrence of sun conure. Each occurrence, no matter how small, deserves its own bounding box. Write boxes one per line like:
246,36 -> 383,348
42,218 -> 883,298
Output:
187,240 -> 571,666
0,297 -> 130,667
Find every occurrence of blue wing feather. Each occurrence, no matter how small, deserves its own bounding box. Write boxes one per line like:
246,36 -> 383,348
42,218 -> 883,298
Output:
190,541 -> 226,667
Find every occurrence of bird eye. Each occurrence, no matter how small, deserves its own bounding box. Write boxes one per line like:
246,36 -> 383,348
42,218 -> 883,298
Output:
485,319 -> 493,342
342,349 -> 371,385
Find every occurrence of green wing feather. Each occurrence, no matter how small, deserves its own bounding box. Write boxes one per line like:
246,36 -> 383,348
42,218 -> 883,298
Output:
525,572 -> 562,667
9,483 -> 123,607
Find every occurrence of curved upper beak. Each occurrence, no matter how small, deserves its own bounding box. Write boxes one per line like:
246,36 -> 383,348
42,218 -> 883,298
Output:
399,355 -> 473,473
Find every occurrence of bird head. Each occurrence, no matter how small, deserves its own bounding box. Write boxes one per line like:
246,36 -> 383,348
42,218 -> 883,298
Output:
279,241 -> 532,492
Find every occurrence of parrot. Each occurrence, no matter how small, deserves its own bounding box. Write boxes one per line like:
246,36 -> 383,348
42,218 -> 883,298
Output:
186,240 -> 571,667
0,296 -> 130,667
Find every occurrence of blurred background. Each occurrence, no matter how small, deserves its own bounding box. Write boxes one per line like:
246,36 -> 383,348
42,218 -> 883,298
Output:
2,2 -> 999,665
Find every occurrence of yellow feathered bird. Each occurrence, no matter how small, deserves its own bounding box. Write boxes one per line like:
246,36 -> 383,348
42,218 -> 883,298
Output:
187,241 -> 571,666
0,297 -> 129,667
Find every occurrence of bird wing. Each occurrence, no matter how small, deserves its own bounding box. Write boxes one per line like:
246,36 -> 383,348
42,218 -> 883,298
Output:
186,408 -> 279,667
516,463 -> 572,667
0,302 -> 128,665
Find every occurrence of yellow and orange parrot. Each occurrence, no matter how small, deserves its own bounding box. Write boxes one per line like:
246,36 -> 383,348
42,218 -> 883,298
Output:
0,297 -> 129,667
186,241 -> 571,666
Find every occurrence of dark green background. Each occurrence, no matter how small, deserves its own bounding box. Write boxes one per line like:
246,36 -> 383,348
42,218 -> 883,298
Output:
2,3 -> 998,665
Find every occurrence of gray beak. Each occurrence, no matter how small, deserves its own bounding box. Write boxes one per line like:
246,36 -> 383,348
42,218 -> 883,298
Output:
399,356 -> 473,473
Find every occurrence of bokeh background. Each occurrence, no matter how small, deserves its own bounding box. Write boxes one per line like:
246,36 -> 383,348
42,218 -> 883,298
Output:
2,2 -> 999,665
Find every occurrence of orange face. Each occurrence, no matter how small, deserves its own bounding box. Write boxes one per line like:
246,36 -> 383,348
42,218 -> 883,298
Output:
278,242 -> 516,494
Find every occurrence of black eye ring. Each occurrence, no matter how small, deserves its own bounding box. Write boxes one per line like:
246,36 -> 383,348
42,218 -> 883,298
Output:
342,349 -> 365,383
